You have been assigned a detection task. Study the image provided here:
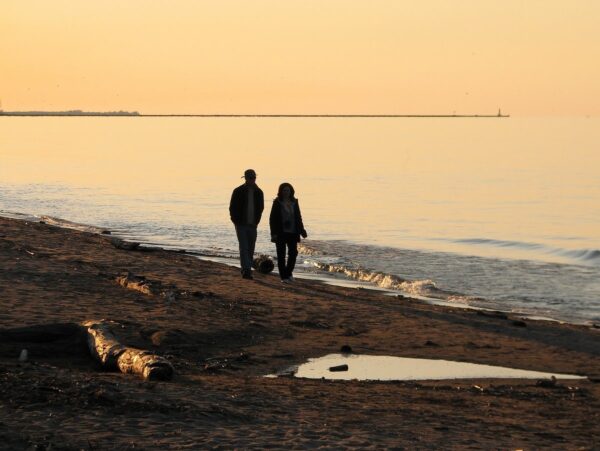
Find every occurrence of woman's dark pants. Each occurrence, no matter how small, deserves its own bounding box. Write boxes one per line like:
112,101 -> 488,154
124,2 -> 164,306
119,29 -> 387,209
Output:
276,233 -> 298,279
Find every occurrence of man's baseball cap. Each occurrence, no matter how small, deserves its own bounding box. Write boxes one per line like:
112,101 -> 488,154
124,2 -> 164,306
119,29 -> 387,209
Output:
242,169 -> 257,178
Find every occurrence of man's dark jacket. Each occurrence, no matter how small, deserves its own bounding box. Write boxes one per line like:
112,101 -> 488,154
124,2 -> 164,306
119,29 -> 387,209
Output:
229,184 -> 264,226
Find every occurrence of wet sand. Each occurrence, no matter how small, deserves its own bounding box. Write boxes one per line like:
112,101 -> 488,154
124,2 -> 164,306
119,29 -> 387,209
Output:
1,216 -> 599,449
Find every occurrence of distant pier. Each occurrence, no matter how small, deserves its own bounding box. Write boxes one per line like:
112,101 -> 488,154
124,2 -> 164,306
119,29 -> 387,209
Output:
0,111 -> 510,118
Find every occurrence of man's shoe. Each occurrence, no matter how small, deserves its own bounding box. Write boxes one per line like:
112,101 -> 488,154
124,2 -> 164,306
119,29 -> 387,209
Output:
281,278 -> 291,284
242,270 -> 253,280
288,276 -> 294,282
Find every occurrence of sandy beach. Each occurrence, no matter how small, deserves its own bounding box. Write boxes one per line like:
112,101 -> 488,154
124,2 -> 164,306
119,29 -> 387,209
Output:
1,215 -> 599,449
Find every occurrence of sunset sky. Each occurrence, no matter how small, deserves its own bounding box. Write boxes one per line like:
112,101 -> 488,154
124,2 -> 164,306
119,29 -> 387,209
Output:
2,0 -> 599,115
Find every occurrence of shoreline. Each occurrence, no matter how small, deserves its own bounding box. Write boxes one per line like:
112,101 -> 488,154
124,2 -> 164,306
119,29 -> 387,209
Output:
1,215 -> 599,448
3,210 -> 594,327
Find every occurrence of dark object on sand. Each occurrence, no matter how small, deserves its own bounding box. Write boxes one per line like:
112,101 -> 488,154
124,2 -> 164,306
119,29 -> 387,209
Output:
512,320 -> 527,327
110,237 -> 140,251
536,376 -> 557,388
253,255 -> 275,274
329,364 -> 349,372
340,345 -> 353,354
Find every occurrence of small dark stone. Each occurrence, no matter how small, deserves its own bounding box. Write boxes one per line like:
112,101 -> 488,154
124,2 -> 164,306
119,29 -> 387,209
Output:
101,230 -> 111,235
512,320 -> 527,327
536,376 -> 557,388
329,364 -> 349,372
425,340 -> 440,347
340,345 -> 353,354
192,291 -> 205,298
39,221 -> 46,224
396,294 -> 405,299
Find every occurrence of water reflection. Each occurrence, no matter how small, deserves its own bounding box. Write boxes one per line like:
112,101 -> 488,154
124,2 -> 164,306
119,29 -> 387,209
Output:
280,354 -> 585,381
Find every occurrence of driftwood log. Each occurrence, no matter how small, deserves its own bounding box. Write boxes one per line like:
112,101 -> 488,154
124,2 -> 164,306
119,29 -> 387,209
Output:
83,320 -> 174,381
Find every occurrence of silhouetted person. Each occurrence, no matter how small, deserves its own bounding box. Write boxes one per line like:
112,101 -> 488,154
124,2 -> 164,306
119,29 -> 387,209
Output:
229,169 -> 264,279
269,182 -> 307,283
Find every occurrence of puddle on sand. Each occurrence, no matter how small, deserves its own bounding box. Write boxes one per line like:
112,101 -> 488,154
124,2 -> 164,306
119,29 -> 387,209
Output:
270,354 -> 585,381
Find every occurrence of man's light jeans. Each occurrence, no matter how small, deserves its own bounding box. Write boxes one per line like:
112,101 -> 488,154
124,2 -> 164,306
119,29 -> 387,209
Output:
235,224 -> 257,274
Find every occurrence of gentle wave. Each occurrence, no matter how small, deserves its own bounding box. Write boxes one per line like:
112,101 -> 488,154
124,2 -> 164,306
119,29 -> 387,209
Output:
38,215 -> 110,234
453,237 -> 600,266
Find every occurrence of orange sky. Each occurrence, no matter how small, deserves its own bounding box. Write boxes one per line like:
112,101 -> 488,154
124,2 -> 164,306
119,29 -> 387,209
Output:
1,0 -> 599,115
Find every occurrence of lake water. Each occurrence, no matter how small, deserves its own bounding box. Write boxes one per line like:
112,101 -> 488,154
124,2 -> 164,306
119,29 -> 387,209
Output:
1,116 -> 599,324
273,354 -> 585,381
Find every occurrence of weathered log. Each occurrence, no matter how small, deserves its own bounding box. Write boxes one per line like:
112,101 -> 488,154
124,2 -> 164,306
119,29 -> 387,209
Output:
83,320 -> 174,381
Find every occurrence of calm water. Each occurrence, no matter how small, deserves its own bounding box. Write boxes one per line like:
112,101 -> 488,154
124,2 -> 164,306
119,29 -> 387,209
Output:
1,117 -> 599,323
273,354 -> 585,381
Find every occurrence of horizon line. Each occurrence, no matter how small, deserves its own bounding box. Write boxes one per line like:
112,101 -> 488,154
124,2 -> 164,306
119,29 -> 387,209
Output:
0,111 -> 510,118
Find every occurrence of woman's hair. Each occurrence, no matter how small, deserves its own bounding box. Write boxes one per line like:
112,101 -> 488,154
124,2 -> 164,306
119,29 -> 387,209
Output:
277,182 -> 296,200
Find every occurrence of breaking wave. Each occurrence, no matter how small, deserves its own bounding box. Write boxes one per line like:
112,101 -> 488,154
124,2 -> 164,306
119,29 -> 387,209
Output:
299,242 -> 476,301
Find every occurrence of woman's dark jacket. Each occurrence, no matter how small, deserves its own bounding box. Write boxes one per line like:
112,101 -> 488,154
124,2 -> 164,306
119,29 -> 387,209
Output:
229,184 -> 264,226
269,198 -> 306,242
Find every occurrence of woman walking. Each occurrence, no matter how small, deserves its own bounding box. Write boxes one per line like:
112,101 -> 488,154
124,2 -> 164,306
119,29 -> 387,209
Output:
269,182 -> 307,283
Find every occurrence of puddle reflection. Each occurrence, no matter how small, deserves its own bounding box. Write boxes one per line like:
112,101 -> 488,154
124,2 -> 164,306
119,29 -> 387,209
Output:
275,354 -> 585,381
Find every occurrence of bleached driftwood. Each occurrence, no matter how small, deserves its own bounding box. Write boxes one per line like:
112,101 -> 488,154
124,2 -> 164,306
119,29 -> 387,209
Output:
82,320 -> 174,381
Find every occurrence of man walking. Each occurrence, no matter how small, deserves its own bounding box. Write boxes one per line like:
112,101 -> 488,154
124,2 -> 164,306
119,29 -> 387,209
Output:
229,169 -> 264,279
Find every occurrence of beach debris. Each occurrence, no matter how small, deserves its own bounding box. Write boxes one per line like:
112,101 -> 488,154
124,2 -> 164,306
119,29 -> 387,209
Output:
340,345 -> 353,354
116,272 -> 185,301
512,320 -> 527,327
18,349 -> 28,362
329,364 -> 349,372
425,340 -> 440,347
252,254 -> 275,274
116,272 -> 155,295
83,319 -> 174,381
110,237 -> 140,251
